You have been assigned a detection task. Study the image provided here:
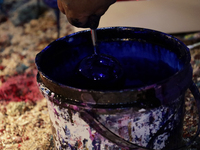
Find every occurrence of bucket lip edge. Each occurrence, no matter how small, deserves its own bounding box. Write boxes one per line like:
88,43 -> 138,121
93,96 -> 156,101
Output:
38,63 -> 191,93
37,64 -> 192,108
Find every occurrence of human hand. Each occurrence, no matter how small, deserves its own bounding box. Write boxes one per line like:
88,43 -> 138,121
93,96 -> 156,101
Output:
57,0 -> 116,29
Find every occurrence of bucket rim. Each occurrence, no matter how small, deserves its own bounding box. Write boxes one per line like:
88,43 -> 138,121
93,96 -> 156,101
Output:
35,26 -> 191,93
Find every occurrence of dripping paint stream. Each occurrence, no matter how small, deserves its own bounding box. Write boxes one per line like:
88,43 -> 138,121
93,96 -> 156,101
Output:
91,29 -> 98,55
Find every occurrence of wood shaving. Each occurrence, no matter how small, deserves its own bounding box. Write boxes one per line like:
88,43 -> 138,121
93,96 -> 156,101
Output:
0,4 -> 73,150
0,99 -> 53,150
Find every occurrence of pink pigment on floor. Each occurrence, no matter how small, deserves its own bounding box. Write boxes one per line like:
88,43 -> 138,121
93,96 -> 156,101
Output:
0,69 -> 43,103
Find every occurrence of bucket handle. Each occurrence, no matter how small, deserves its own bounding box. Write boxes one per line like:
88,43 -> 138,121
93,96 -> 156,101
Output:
172,81 -> 200,150
79,81 -> 200,150
80,110 -> 150,150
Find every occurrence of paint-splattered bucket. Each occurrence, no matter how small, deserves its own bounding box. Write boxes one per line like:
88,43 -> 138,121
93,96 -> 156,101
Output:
35,27 -> 200,150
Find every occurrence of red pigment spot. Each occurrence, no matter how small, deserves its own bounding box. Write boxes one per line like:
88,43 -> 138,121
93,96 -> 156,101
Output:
0,69 -> 43,103
0,129 -> 5,133
0,76 -> 5,83
24,136 -> 29,141
78,140 -> 82,148
19,55 -> 25,60
0,65 -> 5,70
18,144 -> 22,148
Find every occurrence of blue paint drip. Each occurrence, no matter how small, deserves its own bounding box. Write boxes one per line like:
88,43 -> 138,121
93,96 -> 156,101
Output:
92,139 -> 101,150
42,0 -> 58,8
0,0 -> 4,13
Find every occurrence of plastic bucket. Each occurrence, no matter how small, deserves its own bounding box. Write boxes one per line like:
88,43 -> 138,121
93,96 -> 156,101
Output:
35,27 -> 200,150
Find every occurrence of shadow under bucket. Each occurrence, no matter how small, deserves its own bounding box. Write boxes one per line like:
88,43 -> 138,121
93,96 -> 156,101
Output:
35,27 -> 200,150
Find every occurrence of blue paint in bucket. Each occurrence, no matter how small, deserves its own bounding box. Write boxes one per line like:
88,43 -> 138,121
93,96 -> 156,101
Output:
35,27 -> 200,150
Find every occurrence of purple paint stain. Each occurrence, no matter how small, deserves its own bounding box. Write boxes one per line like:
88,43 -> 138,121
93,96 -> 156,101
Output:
92,139 -> 101,150
54,108 -> 59,116
88,128 -> 94,141
64,125 -> 71,136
